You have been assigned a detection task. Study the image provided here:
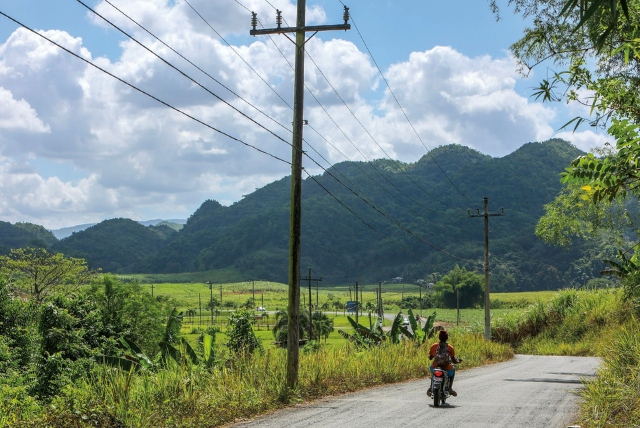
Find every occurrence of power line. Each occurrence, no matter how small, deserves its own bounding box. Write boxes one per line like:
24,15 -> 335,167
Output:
304,51 -> 454,210
178,0 -> 459,234
304,171 -> 436,268
250,0 -> 456,218
302,152 -> 471,264
183,0 -> 293,110
0,11 -> 291,167
99,0 -> 453,243
77,0 -> 296,153
101,0 -> 297,147
341,1 -> 478,208
1,7 -> 473,269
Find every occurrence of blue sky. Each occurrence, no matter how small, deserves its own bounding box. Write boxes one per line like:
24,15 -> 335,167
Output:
0,0 -> 606,229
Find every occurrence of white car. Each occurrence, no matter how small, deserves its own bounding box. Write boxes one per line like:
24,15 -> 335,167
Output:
257,307 -> 266,312
403,317 -> 410,326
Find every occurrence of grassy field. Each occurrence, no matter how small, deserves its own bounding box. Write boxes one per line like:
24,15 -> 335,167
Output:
120,278 -> 551,351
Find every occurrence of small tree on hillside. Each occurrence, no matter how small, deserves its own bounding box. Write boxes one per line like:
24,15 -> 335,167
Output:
0,248 -> 91,302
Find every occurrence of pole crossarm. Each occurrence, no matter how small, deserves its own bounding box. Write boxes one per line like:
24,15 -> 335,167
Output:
250,24 -> 350,36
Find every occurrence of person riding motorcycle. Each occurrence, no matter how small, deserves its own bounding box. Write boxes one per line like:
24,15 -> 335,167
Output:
427,329 -> 462,397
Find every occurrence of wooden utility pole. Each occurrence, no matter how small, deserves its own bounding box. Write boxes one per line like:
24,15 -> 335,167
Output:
207,281 -> 213,324
251,3 -> 350,390
468,197 -> 504,340
301,268 -> 322,340
355,281 -> 359,325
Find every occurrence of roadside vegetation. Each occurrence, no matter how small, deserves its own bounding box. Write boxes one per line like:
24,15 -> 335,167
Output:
3,246 -> 640,427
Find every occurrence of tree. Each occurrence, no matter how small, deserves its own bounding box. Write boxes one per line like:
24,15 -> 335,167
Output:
0,248 -> 91,302
227,310 -> 261,355
500,0 -> 640,292
433,266 -> 484,309
271,309 -> 310,343
311,312 -> 334,343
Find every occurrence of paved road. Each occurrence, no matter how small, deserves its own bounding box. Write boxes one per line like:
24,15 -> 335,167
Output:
229,355 -> 600,428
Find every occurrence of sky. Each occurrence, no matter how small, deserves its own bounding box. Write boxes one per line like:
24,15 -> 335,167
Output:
0,0 -> 608,230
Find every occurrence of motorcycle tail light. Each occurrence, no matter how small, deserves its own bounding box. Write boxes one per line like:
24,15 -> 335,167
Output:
434,371 -> 443,377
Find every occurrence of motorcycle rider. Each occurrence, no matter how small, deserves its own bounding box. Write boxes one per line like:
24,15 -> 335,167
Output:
427,329 -> 462,397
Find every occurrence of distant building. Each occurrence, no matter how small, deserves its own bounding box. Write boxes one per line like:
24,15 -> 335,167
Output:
392,277 -> 403,283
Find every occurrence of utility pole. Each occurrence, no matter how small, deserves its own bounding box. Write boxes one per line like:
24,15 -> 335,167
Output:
207,281 -> 213,325
198,293 -> 202,326
377,281 -> 383,320
220,283 -> 223,305
469,197 -> 504,340
252,280 -> 255,309
250,3 -> 350,390
301,268 -> 322,341
355,281 -> 359,325
151,284 -> 154,298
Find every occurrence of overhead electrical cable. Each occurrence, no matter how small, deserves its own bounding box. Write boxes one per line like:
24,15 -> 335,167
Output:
304,171 -> 437,268
179,0 -> 463,240
100,0 -> 472,259
102,0 -> 298,145
302,152 -> 472,264
100,0 -> 442,240
0,11 -> 291,167
340,0 -> 478,208
0,10 -> 468,266
183,0 -> 293,110
247,0 -> 452,218
76,0 -> 296,153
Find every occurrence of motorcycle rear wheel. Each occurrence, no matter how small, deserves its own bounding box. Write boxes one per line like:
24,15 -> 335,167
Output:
433,388 -> 440,407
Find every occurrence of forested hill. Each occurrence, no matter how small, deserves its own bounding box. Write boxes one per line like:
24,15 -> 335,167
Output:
4,139 -> 598,291
134,138 -> 592,290
51,219 -> 176,273
0,221 -> 57,254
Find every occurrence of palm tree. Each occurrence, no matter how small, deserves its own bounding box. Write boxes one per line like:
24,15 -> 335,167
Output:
271,310 -> 310,343
312,312 -> 334,343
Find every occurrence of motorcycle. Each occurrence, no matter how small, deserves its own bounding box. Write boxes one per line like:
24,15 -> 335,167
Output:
430,367 -> 451,407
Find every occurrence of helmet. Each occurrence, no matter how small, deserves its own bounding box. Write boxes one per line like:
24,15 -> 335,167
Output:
438,329 -> 448,342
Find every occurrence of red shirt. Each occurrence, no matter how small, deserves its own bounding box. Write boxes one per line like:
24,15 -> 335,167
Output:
429,342 -> 455,371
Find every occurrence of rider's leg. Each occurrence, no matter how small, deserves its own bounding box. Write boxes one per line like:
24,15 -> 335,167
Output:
427,366 -> 434,396
447,368 -> 457,396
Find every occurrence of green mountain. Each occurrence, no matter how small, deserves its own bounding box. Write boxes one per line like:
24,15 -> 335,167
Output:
134,139 -> 594,290
51,218 -> 176,272
8,139 -> 601,291
0,221 -> 58,254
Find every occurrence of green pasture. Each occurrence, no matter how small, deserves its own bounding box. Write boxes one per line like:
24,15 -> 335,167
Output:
126,279 -> 554,349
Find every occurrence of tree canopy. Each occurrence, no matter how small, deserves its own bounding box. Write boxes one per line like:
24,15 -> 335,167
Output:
503,0 -> 640,296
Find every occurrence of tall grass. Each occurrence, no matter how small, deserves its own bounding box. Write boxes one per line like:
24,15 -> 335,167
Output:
492,288 -> 628,355
579,319 -> 640,427
22,331 -> 512,427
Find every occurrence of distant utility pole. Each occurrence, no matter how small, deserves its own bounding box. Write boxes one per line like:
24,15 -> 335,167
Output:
355,281 -> 359,325
250,2 -> 350,390
252,280 -> 255,309
207,281 -> 213,324
301,268 -> 322,340
377,282 -> 384,320
468,197 -> 504,340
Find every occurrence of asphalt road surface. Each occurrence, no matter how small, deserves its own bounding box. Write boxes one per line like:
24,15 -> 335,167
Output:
229,355 -> 600,428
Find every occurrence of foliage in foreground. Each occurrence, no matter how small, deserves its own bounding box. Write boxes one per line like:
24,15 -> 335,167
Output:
4,331 -> 512,427
579,319 -> 640,427
492,288 -> 629,356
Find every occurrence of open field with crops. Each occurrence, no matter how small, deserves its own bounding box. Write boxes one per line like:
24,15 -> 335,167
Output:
118,278 -> 552,349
